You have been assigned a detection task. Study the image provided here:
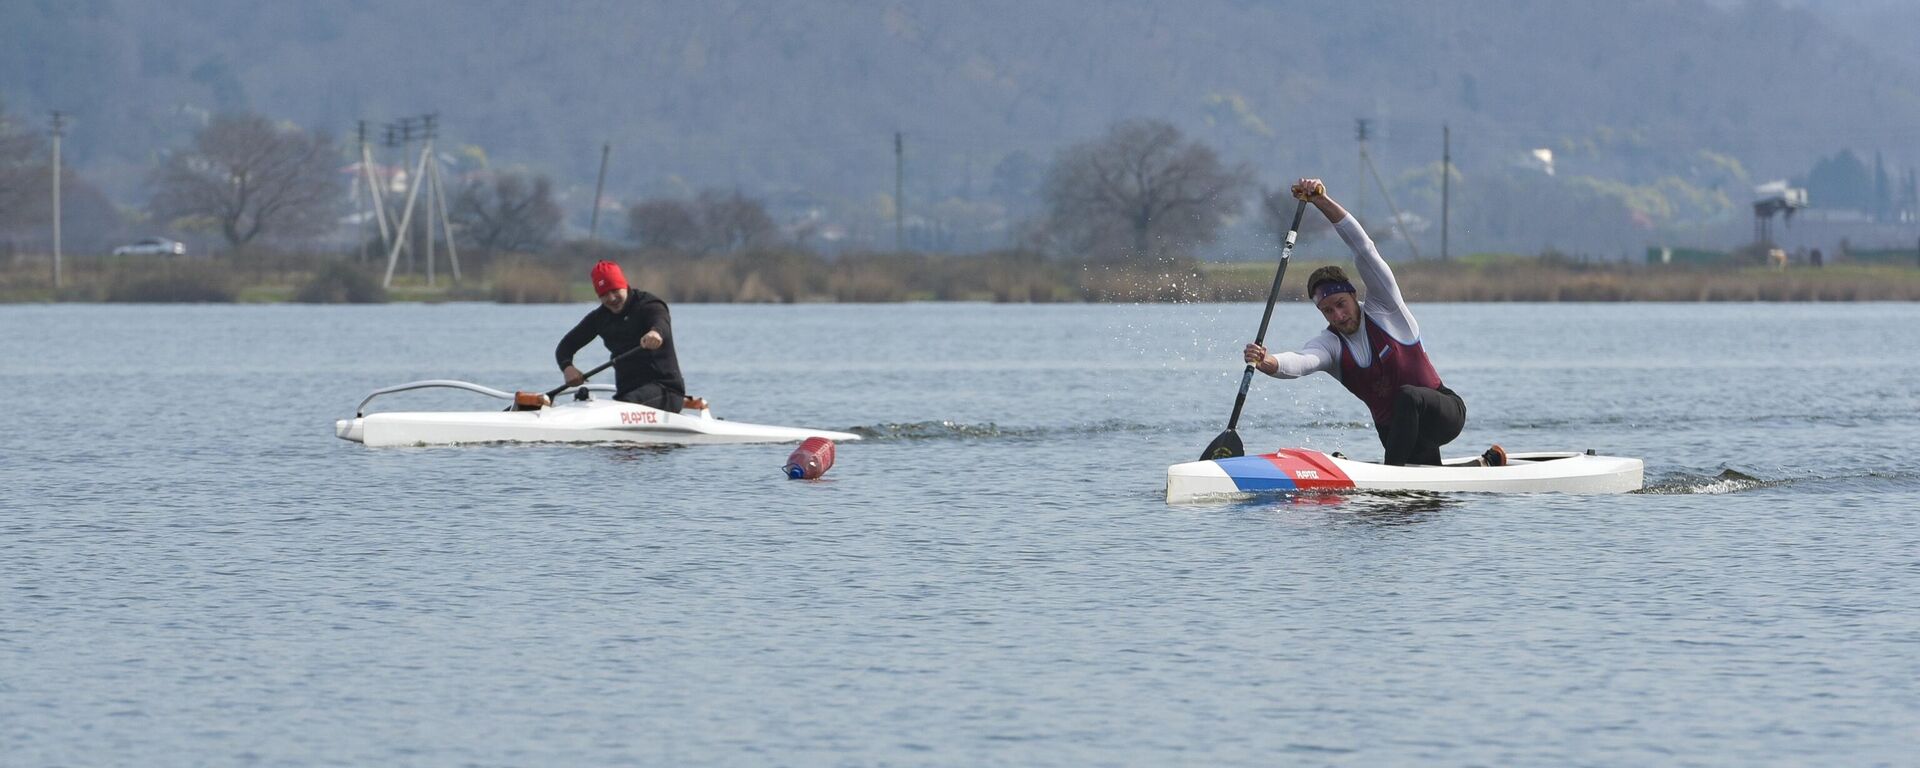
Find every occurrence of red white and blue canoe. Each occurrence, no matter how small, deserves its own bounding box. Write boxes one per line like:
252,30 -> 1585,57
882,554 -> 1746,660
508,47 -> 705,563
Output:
1166,448 -> 1644,503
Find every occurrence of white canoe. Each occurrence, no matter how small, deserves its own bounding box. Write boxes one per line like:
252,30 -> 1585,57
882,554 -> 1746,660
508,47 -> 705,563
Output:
1167,448 -> 1643,503
335,380 -> 860,447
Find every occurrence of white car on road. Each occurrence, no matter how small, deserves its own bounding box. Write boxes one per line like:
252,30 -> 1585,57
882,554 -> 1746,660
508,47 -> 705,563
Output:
112,237 -> 187,257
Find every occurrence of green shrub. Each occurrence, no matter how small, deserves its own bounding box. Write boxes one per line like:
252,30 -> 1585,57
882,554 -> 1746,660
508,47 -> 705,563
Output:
490,261 -> 572,303
105,263 -> 237,302
294,261 -> 388,303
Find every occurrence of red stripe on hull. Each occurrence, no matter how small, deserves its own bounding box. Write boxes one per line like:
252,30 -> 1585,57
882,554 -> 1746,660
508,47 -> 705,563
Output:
1260,449 -> 1356,490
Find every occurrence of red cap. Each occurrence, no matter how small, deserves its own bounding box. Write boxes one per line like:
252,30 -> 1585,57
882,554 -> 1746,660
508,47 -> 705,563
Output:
590,260 -> 628,296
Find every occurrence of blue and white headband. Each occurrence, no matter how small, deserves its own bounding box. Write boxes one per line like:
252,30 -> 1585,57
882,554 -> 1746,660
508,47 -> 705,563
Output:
1311,280 -> 1356,302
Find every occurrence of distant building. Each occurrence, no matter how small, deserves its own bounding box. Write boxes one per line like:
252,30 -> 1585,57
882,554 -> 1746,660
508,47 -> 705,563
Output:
1752,180 -> 1808,244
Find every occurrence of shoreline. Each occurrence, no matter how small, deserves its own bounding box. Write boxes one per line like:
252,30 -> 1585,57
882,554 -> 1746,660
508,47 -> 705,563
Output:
4,252 -> 1919,303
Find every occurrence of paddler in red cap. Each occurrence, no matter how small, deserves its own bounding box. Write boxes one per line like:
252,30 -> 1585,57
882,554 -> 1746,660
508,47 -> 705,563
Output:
555,260 -> 687,411
1242,178 -> 1503,467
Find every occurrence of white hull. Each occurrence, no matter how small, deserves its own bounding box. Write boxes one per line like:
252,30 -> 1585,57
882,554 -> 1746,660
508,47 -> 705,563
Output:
336,380 -> 858,447
1167,449 -> 1643,503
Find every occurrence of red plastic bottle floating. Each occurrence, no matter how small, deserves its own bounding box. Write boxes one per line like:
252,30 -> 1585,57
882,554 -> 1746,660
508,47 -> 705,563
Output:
784,437 -> 837,480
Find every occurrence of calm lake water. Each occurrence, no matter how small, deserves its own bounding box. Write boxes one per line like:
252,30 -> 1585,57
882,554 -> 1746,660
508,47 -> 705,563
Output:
3,301 -> 1918,766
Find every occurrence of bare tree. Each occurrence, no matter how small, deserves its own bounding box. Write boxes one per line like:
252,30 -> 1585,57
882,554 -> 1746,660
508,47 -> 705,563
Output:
627,198 -> 700,251
0,105 -> 47,231
626,189 -> 777,255
1257,185 -> 1334,249
0,105 -> 127,250
694,189 -> 777,253
450,171 -> 562,253
148,114 -> 343,252
1042,119 -> 1250,262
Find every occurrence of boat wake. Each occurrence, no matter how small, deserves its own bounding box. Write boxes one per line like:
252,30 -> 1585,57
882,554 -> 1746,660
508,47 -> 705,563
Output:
847,418 -> 1177,442
849,420 -> 1040,441
1637,469 -> 1781,495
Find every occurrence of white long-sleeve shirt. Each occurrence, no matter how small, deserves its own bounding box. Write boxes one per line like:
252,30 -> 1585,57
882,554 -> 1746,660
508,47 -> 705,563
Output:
1266,216 -> 1420,380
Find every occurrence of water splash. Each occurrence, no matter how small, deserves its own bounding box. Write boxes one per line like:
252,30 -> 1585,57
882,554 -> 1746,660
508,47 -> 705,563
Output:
1306,419 -> 1374,430
1637,468 -> 1780,495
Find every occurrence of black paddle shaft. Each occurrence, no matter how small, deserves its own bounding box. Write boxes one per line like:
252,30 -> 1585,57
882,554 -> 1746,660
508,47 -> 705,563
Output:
546,344 -> 648,398
1222,199 -> 1309,434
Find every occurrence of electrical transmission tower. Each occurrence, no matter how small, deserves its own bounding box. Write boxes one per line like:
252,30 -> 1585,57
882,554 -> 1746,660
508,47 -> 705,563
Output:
381,113 -> 460,288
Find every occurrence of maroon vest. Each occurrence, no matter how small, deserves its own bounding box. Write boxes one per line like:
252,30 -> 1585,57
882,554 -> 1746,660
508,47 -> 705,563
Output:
1336,316 -> 1444,427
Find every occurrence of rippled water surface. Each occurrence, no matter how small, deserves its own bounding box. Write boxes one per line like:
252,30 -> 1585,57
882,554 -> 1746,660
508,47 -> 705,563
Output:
4,302 -> 1918,766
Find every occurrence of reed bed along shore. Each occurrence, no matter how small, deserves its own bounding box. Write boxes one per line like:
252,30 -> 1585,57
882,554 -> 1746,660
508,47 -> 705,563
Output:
5,250 -> 1920,303
1201,259 -> 1920,303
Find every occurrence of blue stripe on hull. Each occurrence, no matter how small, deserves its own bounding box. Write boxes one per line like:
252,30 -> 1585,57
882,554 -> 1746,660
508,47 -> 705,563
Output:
1214,456 -> 1299,493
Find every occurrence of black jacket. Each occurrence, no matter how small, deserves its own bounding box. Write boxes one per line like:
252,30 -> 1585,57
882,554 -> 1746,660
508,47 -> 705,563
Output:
555,289 -> 685,396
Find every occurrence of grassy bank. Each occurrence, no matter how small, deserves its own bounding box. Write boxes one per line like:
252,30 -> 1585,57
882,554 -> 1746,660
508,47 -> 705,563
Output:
5,250 -> 1920,303
1200,258 -> 1920,302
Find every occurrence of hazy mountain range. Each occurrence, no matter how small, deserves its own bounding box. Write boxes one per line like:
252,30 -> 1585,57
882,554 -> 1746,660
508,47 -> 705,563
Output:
4,0 -> 1918,255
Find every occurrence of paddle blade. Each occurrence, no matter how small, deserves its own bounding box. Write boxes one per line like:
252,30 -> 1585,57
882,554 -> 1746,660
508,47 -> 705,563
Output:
1202,429 -> 1245,461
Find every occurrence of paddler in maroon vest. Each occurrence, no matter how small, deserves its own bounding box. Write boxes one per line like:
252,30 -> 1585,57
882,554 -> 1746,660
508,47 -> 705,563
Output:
1243,178 -> 1504,467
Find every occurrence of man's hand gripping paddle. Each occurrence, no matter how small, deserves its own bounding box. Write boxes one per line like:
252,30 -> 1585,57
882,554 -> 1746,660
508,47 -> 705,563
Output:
507,345 -> 649,411
546,344 -> 647,399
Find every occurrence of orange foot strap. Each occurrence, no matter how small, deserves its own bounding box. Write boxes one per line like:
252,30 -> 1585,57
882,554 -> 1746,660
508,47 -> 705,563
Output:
1482,444 -> 1507,467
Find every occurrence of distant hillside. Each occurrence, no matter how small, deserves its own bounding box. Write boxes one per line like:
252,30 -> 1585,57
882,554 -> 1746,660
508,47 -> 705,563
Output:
3,0 -> 1917,255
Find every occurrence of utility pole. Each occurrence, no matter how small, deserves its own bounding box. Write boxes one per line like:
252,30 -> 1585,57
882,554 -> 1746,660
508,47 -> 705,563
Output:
426,136 -> 455,284
383,128 -> 427,289
1355,118 -> 1369,223
382,113 -> 458,288
588,142 -> 611,243
425,115 -> 459,284
402,117 -> 421,277
422,114 -> 437,287
894,131 -> 904,252
365,122 -> 395,258
383,120 -> 413,277
893,132 -> 906,251
50,111 -> 64,291
356,120 -> 369,263
1441,123 -> 1450,262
